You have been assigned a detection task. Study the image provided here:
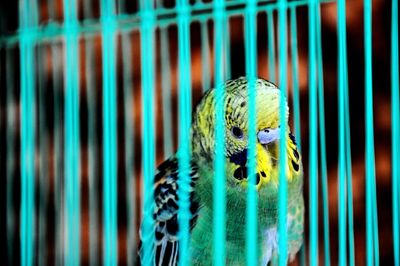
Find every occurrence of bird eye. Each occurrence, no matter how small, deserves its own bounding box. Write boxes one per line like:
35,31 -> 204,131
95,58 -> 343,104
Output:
232,126 -> 243,138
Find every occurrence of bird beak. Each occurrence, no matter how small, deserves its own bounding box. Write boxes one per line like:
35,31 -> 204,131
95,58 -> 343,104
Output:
257,127 -> 280,162
257,127 -> 280,145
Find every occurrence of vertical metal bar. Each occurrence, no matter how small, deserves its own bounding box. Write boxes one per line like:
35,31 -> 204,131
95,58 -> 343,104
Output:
86,41 -> 100,266
63,0 -> 81,263
290,8 -> 306,266
47,0 -> 62,263
6,47 -> 16,265
337,1 -> 347,265
19,0 -> 38,263
120,30 -> 136,266
315,5 -> 331,266
52,42 -> 64,266
38,43 -> 49,266
267,10 -> 276,83
290,7 -> 301,152
101,0 -> 118,263
159,26 -> 174,157
344,67 -> 355,266
118,0 -> 136,257
244,0 -> 257,265
338,3 -> 356,265
213,1 -> 226,265
278,1 -> 288,265
200,18 -> 211,93
139,0 -> 156,264
82,1 -> 100,265
34,2 -> 50,258
20,35 -> 36,266
177,0 -> 192,264
391,0 -> 400,265
86,32 -> 99,266
223,20 -> 231,80
364,1 -> 380,265
308,0 -> 318,265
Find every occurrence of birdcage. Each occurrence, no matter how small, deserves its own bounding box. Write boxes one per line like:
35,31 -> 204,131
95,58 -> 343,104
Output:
1,0 -> 399,265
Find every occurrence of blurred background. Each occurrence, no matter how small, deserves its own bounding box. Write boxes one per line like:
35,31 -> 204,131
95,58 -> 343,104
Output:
0,0 -> 398,265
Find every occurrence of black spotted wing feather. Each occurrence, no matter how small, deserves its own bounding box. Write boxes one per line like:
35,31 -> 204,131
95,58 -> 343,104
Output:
138,156 -> 200,265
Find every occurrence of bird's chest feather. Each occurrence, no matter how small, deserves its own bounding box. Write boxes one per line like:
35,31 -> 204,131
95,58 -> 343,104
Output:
190,208 -> 294,266
189,196 -> 283,266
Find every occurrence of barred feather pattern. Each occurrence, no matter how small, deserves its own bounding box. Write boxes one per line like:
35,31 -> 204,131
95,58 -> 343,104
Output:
138,157 -> 200,265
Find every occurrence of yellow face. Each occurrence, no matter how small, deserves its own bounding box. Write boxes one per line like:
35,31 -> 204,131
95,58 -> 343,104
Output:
191,77 -> 298,191
222,78 -> 286,189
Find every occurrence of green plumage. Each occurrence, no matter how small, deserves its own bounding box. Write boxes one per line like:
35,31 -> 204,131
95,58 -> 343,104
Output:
139,77 -> 304,265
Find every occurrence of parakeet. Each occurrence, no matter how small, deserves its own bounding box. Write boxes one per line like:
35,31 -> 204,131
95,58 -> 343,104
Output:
138,77 -> 304,265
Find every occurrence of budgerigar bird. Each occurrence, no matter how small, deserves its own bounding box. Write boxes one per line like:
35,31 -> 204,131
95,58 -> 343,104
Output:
139,77 -> 304,265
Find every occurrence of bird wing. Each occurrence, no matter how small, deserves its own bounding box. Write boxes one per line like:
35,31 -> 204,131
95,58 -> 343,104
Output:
138,156 -> 200,266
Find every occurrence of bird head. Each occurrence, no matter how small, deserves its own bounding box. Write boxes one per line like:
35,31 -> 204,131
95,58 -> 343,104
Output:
191,77 -> 301,193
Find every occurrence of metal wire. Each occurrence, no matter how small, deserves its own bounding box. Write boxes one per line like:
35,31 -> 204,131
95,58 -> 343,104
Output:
391,0 -> 400,265
101,0 -> 118,264
19,0 -> 38,264
267,10 -> 276,83
364,1 -> 380,265
121,31 -> 137,266
63,0 -> 81,264
38,42 -> 49,266
139,0 -> 156,264
337,1 -> 348,265
176,0 -> 193,264
1,0 -> 335,47
308,1 -> 319,265
244,0 -> 258,265
315,5 -> 331,266
277,1 -> 289,265
213,0 -> 227,265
